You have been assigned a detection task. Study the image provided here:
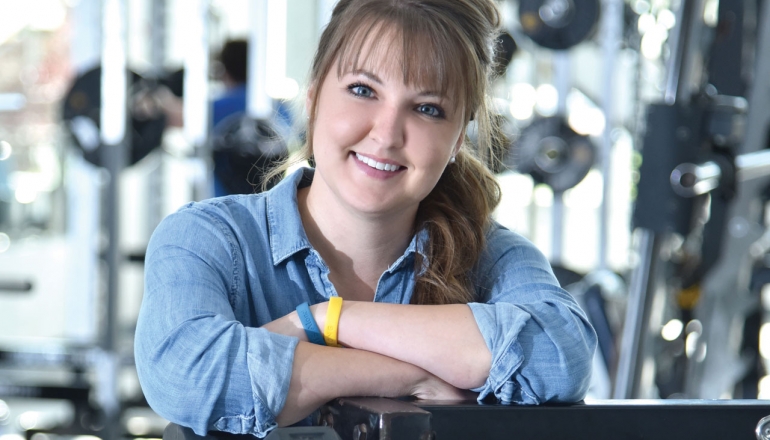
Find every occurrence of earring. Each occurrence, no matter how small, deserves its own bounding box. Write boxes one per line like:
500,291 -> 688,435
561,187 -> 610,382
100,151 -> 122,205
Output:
449,155 -> 456,164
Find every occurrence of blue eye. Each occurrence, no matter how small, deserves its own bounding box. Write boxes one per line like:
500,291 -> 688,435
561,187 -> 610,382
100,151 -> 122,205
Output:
417,104 -> 443,118
348,83 -> 373,98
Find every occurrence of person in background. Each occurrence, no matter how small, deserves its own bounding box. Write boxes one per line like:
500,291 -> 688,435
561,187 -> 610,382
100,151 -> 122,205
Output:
212,40 -> 293,196
135,1 -> 597,438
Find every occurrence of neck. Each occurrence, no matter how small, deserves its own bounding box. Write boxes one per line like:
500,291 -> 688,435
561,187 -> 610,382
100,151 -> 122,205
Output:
298,184 -> 416,301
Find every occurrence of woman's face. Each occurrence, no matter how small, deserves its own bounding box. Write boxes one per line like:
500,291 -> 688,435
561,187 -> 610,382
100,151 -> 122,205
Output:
308,36 -> 466,219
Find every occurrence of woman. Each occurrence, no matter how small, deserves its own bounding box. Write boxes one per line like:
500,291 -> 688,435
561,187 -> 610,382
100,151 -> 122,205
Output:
134,0 -> 597,437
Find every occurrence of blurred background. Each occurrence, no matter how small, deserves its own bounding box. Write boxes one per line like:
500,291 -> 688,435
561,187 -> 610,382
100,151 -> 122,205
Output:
0,0 -> 769,438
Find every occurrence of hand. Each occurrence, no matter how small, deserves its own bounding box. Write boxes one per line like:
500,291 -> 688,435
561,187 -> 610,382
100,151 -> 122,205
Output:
411,372 -> 478,401
262,310 -> 307,342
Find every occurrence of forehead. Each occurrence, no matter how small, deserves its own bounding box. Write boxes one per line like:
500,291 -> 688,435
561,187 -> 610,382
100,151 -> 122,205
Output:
334,20 -> 464,102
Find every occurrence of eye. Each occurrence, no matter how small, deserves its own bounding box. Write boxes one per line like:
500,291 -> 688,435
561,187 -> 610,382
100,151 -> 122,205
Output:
348,83 -> 374,98
417,104 -> 444,119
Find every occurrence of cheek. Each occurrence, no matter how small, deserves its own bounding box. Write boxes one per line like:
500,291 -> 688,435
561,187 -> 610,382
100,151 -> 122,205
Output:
314,102 -> 370,152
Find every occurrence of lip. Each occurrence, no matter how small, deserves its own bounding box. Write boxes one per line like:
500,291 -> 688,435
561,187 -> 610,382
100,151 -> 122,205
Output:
351,152 -> 406,179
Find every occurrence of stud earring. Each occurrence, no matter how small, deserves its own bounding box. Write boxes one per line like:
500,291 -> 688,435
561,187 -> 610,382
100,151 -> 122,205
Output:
449,155 -> 456,164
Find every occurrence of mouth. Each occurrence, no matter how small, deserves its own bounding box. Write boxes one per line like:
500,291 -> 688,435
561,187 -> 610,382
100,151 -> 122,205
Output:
353,152 -> 405,172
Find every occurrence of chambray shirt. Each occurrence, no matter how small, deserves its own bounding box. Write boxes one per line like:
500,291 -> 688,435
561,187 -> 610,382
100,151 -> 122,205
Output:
135,168 -> 596,438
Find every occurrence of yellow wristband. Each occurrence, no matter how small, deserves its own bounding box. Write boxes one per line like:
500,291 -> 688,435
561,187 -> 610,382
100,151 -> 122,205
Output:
323,297 -> 343,347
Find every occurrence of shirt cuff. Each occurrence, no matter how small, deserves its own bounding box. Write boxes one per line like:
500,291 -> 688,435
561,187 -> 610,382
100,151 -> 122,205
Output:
467,302 -> 540,405
213,329 -> 299,437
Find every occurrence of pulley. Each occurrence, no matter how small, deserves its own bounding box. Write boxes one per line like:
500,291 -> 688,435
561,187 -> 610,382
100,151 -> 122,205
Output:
518,0 -> 601,50
62,66 -> 167,167
505,116 -> 596,192
211,114 -> 290,195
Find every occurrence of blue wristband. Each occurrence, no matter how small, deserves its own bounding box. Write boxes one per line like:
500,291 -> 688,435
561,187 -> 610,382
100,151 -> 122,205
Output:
296,302 -> 326,346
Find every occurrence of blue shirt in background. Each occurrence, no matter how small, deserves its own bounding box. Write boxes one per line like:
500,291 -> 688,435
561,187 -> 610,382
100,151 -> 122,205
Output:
134,168 -> 597,438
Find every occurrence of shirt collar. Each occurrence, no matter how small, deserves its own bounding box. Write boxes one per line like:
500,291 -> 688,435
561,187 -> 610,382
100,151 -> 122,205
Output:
265,167 -> 429,266
266,167 -> 314,265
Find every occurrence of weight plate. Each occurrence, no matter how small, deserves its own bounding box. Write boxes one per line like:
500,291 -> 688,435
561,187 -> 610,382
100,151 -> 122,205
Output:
62,66 -> 166,167
505,116 -> 597,192
212,114 -> 289,195
519,0 -> 601,50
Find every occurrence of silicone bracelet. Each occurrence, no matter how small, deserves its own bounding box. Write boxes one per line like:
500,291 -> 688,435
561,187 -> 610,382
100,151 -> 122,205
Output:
296,302 -> 326,346
323,297 -> 343,347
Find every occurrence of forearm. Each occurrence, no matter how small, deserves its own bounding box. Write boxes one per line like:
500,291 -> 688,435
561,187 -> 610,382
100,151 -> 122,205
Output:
276,341 -> 429,426
315,302 -> 492,390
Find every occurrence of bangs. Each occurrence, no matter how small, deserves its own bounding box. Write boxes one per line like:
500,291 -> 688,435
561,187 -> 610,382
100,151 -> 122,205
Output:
334,12 -> 474,112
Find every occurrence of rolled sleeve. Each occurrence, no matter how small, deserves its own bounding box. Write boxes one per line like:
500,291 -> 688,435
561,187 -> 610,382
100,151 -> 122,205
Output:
135,205 -> 297,438
468,229 -> 597,404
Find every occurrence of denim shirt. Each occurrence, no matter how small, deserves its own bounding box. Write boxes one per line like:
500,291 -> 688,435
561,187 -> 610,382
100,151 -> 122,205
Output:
135,168 -> 596,438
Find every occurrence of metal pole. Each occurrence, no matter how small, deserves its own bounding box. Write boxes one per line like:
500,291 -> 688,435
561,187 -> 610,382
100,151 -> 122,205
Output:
183,0 -> 210,200
612,229 -> 659,398
663,0 -> 706,105
150,0 -> 167,76
551,51 -> 569,264
598,0 -> 622,271
99,0 -> 127,435
248,0 -> 272,119
148,0 -> 168,239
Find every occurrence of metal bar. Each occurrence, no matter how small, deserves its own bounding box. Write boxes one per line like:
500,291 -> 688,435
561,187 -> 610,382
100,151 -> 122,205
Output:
183,0 -> 210,148
324,397 -> 432,440
99,1 -> 127,436
669,148 -> 770,198
0,384 -> 90,401
418,400 -> 770,440
311,398 -> 770,440
248,0 -> 272,119
664,0 -> 705,105
598,0 -> 623,270
182,0 -> 210,202
150,0 -> 167,76
0,278 -> 33,292
670,160 -> 722,197
736,146 -> 770,182
612,229 -> 658,398
550,52 -> 569,263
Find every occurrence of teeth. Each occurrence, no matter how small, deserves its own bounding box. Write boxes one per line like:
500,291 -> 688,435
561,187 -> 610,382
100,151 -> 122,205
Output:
355,153 -> 400,172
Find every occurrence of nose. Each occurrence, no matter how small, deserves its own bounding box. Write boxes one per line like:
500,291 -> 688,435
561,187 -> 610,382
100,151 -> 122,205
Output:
369,105 -> 406,149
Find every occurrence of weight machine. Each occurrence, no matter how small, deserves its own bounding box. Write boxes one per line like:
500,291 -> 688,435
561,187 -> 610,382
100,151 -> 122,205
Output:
614,0 -> 770,400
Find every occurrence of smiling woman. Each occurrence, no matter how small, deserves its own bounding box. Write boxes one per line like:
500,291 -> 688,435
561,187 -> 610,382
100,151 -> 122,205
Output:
134,0 -> 597,438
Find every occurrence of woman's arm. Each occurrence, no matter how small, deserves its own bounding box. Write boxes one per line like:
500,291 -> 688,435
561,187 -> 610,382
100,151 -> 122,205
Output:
275,341 -> 474,426
270,231 -> 596,404
311,302 -> 492,390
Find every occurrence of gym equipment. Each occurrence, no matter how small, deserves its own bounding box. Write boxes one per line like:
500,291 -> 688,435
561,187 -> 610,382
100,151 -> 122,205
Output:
164,424 -> 341,440
518,0 -> 601,50
62,66 -> 167,167
0,278 -> 33,292
615,0 -> 770,399
163,397 -> 770,440
211,115 -> 289,195
504,116 -> 597,193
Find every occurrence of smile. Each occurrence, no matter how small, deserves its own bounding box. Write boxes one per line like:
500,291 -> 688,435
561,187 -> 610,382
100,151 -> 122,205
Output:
354,153 -> 403,172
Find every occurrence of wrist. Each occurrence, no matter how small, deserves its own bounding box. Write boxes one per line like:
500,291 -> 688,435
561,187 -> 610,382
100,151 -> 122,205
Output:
289,310 -> 307,342
310,302 -> 328,334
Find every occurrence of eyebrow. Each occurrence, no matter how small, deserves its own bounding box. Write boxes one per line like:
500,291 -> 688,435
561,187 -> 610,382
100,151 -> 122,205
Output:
347,69 -> 446,99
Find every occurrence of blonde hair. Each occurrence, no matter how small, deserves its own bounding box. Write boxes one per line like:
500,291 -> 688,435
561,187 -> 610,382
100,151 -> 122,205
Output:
270,0 -> 503,305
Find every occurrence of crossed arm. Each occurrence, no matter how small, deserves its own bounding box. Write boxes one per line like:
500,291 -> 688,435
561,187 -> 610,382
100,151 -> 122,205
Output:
263,303 -> 491,426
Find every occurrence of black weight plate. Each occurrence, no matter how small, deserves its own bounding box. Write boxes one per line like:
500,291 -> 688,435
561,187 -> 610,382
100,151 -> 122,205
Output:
62,66 -> 166,167
519,0 -> 601,50
212,114 -> 289,195
505,116 -> 597,192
